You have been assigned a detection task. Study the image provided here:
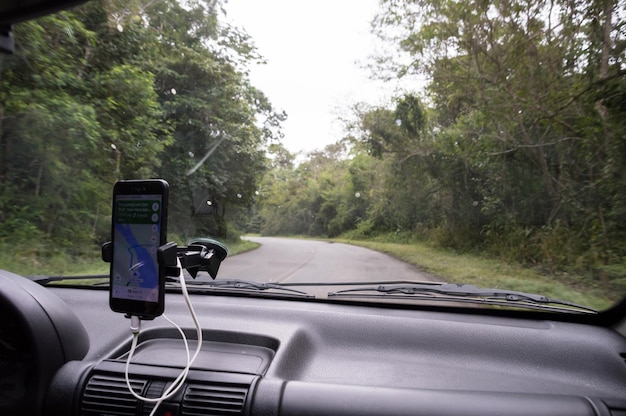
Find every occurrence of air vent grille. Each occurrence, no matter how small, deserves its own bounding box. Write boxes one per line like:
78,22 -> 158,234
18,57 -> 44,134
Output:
181,383 -> 249,416
81,374 -> 147,416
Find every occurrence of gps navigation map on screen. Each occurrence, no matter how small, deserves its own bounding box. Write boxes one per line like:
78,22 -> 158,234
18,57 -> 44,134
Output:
112,195 -> 162,302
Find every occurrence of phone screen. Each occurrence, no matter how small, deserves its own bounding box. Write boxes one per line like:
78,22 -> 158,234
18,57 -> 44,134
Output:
110,181 -> 167,318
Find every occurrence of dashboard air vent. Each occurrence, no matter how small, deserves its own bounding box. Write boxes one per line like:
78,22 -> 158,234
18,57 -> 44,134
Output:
181,382 -> 249,416
81,374 -> 147,416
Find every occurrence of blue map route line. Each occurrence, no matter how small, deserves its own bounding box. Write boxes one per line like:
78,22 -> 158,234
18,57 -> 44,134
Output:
116,223 -> 158,288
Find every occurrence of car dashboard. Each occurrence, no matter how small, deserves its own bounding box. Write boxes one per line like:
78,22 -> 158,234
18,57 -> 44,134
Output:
2,269 -> 626,416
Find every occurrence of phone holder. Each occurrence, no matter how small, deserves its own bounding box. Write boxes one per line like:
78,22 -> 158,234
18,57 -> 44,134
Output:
101,238 -> 228,279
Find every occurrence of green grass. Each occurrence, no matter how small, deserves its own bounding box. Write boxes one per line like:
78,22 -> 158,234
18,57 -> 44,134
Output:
335,238 -> 618,311
1,235 -> 618,310
0,238 -> 260,283
0,246 -> 108,277
228,239 -> 260,255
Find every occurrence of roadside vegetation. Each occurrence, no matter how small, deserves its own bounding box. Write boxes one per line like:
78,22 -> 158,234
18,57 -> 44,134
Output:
0,0 -> 283,261
249,0 -> 626,308
0,238 -> 259,279
336,235 -> 615,311
0,0 -> 624,310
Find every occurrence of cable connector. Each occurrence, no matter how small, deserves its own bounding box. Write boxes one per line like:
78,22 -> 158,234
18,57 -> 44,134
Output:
130,315 -> 141,335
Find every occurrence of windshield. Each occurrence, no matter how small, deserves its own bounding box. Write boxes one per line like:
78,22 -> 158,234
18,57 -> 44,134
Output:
0,0 -> 624,314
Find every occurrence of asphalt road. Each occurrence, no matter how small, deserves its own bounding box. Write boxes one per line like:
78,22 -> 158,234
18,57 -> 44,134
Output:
217,236 -> 438,284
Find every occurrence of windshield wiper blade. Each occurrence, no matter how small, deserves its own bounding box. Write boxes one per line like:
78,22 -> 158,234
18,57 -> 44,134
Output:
328,283 -> 597,314
169,278 -> 314,298
28,274 -> 109,286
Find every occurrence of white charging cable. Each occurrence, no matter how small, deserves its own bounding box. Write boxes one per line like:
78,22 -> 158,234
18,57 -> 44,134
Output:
124,258 -> 203,416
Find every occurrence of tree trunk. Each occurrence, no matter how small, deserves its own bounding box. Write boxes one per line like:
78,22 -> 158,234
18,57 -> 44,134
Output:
595,0 -> 613,122
35,160 -> 44,197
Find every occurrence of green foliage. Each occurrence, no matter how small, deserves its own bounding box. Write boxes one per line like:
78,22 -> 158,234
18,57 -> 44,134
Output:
337,237 -> 616,311
0,0 -> 282,263
1,0 -> 623,308
252,0 -> 625,305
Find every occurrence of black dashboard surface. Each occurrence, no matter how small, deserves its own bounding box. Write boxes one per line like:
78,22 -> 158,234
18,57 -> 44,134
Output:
48,286 -> 626,402
0,268 -> 624,416
0,268 -> 621,416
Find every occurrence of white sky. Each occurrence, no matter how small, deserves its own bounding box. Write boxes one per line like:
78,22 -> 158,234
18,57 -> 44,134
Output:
224,0 -> 397,155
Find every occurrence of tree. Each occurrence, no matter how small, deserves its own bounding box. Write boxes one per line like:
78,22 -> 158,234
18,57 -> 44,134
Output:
0,0 -> 284,256
127,0 -> 283,239
0,13 -> 106,247
371,0 -> 626,268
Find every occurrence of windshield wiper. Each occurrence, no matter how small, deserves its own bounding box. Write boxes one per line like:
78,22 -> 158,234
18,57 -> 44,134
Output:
28,273 -> 313,298
168,278 -> 314,298
28,274 -> 109,286
328,283 -> 597,314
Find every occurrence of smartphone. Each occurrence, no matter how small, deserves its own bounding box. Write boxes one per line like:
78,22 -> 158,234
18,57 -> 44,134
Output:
109,179 -> 169,319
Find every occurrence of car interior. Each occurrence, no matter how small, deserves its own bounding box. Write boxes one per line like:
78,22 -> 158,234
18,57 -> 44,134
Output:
3,265 -> 626,416
1,1 -> 626,416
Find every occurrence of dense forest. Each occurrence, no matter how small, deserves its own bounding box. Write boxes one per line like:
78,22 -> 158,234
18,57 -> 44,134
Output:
0,0 -> 284,253
253,0 -> 626,283
0,0 -> 624,288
